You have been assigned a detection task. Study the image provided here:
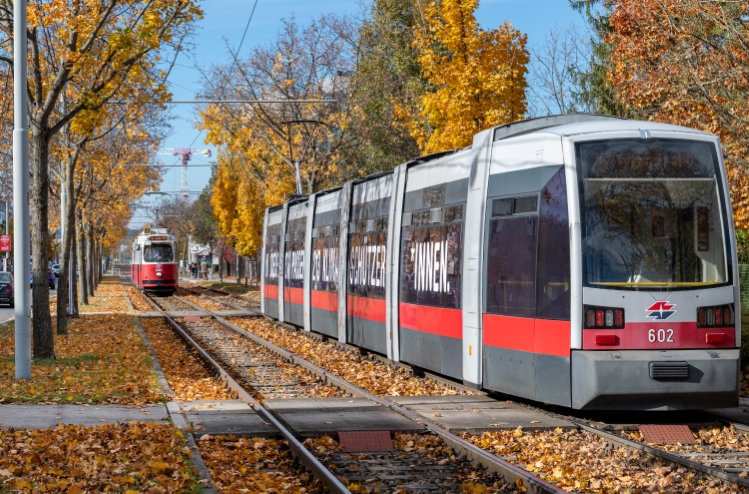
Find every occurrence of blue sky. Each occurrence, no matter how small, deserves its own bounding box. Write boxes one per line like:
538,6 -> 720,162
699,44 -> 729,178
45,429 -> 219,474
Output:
131,0 -> 585,226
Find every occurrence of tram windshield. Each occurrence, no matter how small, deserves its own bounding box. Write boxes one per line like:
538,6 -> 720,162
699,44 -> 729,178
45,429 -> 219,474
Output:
143,243 -> 174,263
577,138 -> 729,289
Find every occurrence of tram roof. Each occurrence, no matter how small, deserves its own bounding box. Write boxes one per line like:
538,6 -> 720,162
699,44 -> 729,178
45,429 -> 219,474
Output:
493,114 -> 713,141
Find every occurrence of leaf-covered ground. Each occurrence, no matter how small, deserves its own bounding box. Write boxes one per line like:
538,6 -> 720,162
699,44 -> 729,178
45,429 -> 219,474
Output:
78,278 -> 132,313
0,422 -> 200,493
198,435 -> 324,493
626,425 -> 749,478
124,285 -> 155,312
464,427 -> 746,493
0,312 -> 164,404
175,291 -> 231,311
228,318 -> 470,396
140,317 -> 233,401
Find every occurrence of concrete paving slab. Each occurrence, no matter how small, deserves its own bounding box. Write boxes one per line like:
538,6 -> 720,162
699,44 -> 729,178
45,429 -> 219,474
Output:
0,404 -> 168,429
166,310 -> 209,318
137,311 -> 164,318
263,398 -> 423,437
387,395 -> 517,408
182,400 -> 277,437
213,310 -> 258,317
388,396 -> 573,433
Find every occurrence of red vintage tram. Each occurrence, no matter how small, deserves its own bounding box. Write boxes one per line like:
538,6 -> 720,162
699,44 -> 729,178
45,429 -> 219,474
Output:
131,226 -> 178,294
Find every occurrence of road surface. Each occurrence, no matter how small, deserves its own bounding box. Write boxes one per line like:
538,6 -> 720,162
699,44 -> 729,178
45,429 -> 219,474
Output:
0,285 -> 58,325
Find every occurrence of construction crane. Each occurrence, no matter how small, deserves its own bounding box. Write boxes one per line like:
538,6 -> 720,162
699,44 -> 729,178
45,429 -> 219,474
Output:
158,148 -> 212,199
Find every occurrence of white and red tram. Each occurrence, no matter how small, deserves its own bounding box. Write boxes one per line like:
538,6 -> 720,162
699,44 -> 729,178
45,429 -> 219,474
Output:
261,115 -> 739,410
131,227 -> 178,294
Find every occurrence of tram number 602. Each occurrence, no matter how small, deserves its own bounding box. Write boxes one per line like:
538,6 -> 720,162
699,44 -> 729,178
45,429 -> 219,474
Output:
648,328 -> 674,343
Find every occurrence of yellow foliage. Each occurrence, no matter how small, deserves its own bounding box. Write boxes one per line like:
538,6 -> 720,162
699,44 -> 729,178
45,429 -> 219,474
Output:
403,0 -> 529,153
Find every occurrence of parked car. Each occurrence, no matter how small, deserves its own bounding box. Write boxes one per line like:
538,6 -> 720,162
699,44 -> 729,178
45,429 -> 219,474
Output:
29,269 -> 56,289
0,271 -> 13,307
52,264 -> 60,277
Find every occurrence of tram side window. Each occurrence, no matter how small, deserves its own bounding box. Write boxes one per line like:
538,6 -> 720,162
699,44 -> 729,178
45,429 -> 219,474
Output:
348,217 -> 388,300
401,204 -> 464,309
536,168 -> 571,320
143,244 -> 173,262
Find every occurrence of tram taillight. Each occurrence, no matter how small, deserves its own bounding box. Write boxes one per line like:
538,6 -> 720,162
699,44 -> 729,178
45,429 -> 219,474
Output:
697,304 -> 733,328
584,305 -> 625,329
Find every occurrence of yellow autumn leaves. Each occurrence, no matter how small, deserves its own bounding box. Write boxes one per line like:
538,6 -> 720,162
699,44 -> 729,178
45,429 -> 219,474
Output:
203,0 -> 529,255
402,0 -> 528,154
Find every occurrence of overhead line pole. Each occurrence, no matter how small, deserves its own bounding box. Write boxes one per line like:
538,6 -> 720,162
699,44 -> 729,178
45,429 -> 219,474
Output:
13,0 -> 31,379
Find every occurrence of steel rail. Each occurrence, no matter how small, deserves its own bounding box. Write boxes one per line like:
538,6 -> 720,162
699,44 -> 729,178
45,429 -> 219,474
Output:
571,420 -> 749,488
136,292 -> 350,494
170,294 -> 565,494
169,289 -> 749,490
179,285 -> 484,396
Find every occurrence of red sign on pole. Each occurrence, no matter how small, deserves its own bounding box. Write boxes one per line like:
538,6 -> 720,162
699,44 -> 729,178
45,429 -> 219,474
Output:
0,235 -> 10,252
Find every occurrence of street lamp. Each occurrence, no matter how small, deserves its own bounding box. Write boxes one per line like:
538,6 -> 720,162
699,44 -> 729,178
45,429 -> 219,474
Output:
13,0 -> 31,379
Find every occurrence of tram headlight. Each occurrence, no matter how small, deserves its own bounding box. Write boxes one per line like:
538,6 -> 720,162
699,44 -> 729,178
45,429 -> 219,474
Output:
584,305 -> 625,329
156,272 -> 162,277
697,304 -> 733,328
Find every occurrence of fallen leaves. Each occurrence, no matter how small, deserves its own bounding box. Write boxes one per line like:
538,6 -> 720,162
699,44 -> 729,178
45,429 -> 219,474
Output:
228,318 -> 472,396
0,422 -> 198,492
124,285 -> 154,312
0,312 -> 164,404
198,435 -> 325,493
140,318 -> 233,401
77,278 -> 132,313
463,428 -> 747,493
176,290 -> 232,311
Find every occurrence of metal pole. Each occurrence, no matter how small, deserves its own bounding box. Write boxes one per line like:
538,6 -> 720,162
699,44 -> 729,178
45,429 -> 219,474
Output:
294,160 -> 302,195
4,201 -> 8,270
13,0 -> 31,380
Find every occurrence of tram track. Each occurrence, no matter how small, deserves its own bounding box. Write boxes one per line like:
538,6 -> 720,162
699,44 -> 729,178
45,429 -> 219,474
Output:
134,289 -> 529,493
145,289 -> 749,493
180,282 -> 259,311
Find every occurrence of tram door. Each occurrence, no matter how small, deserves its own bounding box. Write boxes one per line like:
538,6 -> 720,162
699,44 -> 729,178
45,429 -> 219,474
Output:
399,181 -> 466,379
482,166 -> 572,407
283,203 -> 307,327
347,176 -> 392,354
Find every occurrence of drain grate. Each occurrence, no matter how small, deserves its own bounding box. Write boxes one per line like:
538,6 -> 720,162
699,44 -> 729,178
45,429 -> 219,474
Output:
639,425 -> 696,444
338,431 -> 394,452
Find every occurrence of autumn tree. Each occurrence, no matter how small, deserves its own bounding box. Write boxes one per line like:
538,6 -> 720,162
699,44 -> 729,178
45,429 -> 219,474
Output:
606,0 -> 749,227
402,0 -> 529,153
342,0 -> 423,174
0,0 -> 201,358
197,15 -> 359,252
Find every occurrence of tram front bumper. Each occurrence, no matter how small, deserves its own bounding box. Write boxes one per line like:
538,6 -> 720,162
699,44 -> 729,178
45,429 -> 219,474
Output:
571,348 -> 739,410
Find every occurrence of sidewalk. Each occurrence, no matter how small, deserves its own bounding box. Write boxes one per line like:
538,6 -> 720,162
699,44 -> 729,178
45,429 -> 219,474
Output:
0,277 -> 210,492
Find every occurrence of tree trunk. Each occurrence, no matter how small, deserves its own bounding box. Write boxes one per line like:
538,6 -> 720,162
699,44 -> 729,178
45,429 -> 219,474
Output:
77,214 -> 89,305
56,167 -> 77,335
71,227 -> 79,316
86,225 -> 94,298
31,126 -> 54,359
219,237 -> 226,283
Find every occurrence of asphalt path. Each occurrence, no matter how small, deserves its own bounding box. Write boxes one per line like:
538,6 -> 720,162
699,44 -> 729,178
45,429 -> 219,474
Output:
0,284 -> 57,325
